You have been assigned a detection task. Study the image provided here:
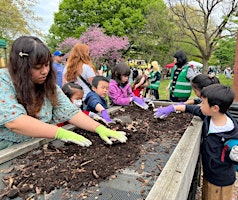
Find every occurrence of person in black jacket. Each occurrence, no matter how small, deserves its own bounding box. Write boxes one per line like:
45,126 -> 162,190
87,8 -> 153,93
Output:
154,84 -> 238,200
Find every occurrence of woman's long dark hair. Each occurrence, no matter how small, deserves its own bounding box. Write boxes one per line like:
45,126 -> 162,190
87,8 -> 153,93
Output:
8,36 -> 57,117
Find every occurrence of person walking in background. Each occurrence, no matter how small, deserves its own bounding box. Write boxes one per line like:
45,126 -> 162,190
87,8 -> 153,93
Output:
53,50 -> 65,88
146,61 -> 161,100
63,43 -> 96,101
108,62 -> 148,110
224,67 -> 231,79
167,50 -> 196,102
0,36 -> 127,150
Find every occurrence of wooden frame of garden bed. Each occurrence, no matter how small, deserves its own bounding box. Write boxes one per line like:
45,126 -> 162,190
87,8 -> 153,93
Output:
0,103 -> 202,200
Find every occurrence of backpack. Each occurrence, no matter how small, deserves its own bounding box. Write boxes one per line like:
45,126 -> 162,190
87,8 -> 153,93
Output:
221,139 -> 238,171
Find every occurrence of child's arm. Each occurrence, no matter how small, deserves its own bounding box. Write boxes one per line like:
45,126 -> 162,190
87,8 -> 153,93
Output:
154,104 -> 204,119
166,81 -> 171,90
95,104 -> 106,113
135,76 -> 146,89
154,104 -> 186,118
184,98 -> 202,105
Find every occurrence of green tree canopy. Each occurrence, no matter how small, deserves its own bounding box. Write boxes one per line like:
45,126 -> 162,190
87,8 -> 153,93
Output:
49,0 -> 153,43
167,0 -> 238,73
0,0 -> 42,40
130,0 -> 176,66
213,37 -> 236,69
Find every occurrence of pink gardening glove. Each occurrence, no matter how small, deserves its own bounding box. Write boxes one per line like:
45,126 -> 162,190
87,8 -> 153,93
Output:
153,105 -> 175,119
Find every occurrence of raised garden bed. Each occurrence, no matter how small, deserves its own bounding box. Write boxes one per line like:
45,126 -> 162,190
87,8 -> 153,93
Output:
0,103 -> 202,200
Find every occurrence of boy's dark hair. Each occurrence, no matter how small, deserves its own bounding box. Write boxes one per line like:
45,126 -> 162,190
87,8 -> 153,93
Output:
92,76 -> 109,88
62,82 -> 83,99
201,84 -> 235,113
192,74 -> 220,91
111,62 -> 131,85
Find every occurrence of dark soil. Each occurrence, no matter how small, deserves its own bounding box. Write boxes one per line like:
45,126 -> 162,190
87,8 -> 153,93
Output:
0,105 -> 193,199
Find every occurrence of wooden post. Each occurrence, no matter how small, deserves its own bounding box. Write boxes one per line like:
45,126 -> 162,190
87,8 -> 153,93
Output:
234,31 -> 238,101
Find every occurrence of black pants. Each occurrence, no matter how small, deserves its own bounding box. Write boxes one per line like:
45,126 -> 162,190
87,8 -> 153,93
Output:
170,95 -> 188,102
146,88 -> 159,100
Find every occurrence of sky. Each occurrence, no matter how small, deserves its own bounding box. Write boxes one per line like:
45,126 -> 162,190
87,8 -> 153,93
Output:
34,0 -> 60,34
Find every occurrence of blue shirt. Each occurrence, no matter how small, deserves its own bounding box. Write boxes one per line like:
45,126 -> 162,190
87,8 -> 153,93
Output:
0,68 -> 79,143
53,62 -> 64,88
84,91 -> 108,113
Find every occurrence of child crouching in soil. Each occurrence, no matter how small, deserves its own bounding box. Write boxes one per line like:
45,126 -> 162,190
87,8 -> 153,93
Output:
154,84 -> 238,200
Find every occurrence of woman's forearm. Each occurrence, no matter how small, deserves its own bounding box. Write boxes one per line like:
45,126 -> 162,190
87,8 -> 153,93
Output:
69,112 -> 101,132
5,115 -> 58,138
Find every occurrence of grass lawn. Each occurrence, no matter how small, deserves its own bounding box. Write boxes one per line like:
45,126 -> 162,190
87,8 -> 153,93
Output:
159,74 -> 234,100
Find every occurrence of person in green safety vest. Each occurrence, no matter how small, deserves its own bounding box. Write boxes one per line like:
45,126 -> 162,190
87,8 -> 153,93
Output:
167,51 -> 196,102
146,61 -> 161,100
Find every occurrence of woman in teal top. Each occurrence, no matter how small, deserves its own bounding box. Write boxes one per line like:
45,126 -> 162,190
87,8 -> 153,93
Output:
0,36 -> 127,150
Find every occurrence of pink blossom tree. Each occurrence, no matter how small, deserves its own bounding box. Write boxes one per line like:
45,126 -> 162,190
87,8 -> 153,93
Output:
59,26 -> 129,68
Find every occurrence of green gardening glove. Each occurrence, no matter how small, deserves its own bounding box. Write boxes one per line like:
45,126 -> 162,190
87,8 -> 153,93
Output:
55,128 -> 92,147
95,125 -> 127,145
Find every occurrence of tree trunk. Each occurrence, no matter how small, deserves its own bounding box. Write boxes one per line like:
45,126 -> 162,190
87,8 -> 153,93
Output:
202,59 -> 209,74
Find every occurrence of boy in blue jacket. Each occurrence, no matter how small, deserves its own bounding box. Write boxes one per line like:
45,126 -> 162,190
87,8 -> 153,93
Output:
154,84 -> 238,200
84,76 -> 113,123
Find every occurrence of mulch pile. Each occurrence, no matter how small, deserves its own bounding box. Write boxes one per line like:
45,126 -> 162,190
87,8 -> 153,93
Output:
0,104 -> 193,199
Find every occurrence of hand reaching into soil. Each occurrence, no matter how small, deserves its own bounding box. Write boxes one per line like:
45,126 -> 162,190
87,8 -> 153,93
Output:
95,125 -> 127,145
101,110 -> 114,124
132,96 -> 149,110
88,111 -> 102,120
154,105 -> 175,119
55,128 -> 92,147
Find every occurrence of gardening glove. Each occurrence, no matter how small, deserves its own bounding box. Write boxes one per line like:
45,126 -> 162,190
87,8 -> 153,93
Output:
55,128 -> 92,147
229,145 -> 238,162
95,125 -> 127,145
143,98 -> 155,108
153,105 -> 175,119
88,111 -> 102,121
132,96 -> 149,110
143,98 -> 153,103
101,110 -> 115,124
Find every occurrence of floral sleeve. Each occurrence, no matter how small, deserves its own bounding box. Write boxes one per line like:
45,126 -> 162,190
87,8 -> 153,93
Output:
0,69 -> 27,126
51,86 -> 79,124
